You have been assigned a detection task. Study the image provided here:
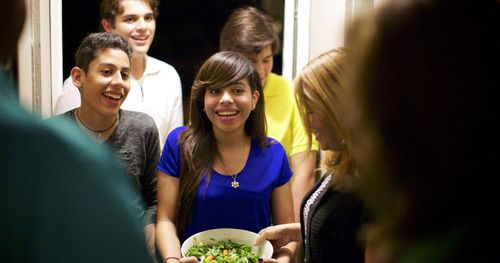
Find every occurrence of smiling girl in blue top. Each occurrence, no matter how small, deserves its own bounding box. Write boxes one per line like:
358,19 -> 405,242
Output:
156,51 -> 297,263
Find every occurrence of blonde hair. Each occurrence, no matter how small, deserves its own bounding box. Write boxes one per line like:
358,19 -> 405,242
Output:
295,48 -> 355,187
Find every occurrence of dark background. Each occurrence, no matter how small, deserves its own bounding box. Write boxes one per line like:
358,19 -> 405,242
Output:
62,1 -> 284,121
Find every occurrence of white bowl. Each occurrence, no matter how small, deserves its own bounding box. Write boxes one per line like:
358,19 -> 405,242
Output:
181,228 -> 273,259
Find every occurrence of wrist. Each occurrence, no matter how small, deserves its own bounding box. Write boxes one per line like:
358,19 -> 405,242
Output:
163,256 -> 180,263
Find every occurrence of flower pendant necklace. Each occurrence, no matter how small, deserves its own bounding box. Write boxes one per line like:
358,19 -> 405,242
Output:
220,141 -> 249,189
230,174 -> 240,189
225,165 -> 241,189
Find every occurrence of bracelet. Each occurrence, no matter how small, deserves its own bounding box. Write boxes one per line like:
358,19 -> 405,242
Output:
163,256 -> 180,263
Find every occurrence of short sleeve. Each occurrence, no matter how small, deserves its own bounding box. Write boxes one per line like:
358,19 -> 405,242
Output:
157,126 -> 186,177
273,141 -> 293,187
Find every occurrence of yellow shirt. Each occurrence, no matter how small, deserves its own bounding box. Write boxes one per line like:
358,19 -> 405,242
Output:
263,73 -> 319,157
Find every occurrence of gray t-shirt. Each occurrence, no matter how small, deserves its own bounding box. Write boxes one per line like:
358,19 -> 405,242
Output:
59,109 -> 160,225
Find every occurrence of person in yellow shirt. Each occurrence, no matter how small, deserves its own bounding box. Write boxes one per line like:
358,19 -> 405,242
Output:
220,6 -> 319,221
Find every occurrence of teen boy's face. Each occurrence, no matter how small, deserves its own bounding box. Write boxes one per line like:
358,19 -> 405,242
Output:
111,0 -> 156,56
245,44 -> 274,87
75,48 -> 131,117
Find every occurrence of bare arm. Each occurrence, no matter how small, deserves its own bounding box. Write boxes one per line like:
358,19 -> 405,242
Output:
156,171 -> 183,261
254,223 -> 302,247
290,151 -> 317,221
270,181 -> 299,263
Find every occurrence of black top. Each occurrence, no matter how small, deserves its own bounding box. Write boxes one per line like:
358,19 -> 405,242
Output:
300,174 -> 366,263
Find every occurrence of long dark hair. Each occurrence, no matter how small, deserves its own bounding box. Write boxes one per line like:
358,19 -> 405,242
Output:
176,51 -> 268,237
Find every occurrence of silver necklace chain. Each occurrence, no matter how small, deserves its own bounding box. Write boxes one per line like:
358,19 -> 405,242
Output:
222,159 -> 242,189
220,143 -> 249,189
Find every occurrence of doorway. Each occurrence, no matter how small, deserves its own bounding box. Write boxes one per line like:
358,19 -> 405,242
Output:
62,1 -> 285,122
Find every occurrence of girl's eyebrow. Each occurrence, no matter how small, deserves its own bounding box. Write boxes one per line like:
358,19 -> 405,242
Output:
207,80 -> 246,90
207,86 -> 220,91
231,80 -> 246,86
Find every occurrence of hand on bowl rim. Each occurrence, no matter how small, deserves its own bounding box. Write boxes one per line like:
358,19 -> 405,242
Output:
254,223 -> 301,248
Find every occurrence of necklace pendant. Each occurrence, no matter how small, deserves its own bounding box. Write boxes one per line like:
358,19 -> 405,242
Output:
231,180 -> 240,189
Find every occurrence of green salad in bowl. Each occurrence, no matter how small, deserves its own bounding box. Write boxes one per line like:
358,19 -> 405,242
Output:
186,239 -> 259,263
181,228 -> 273,263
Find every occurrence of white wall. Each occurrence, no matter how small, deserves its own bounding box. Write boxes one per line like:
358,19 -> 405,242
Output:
17,0 -> 62,118
309,0 -> 346,61
283,0 -> 348,80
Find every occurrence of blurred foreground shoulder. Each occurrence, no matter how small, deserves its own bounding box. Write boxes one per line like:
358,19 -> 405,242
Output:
0,93 -> 153,262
